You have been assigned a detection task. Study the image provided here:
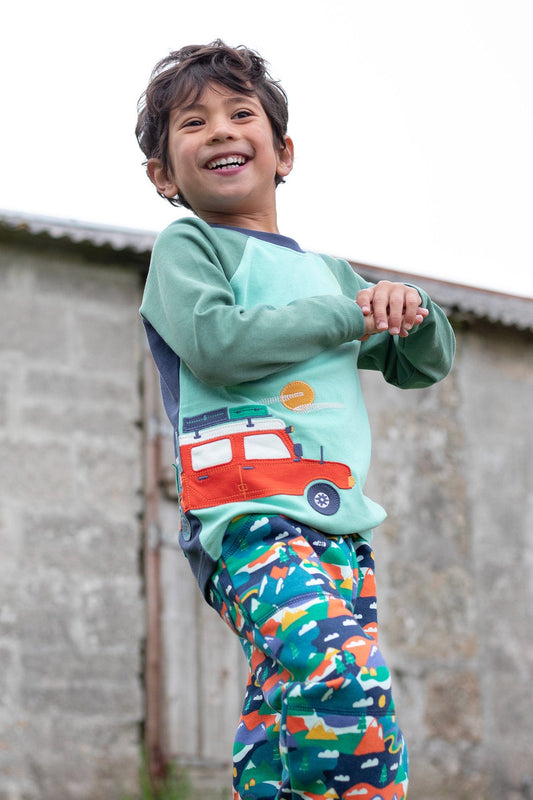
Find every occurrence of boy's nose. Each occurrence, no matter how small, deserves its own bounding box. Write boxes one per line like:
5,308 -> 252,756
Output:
206,118 -> 234,143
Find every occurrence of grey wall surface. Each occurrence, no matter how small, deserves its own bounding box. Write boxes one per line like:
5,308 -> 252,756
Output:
1,226 -> 532,800
0,243 -> 145,800
362,320 -> 533,799
155,319 -> 533,800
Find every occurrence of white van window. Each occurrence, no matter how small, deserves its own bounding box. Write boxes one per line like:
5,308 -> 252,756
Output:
244,433 -> 291,460
191,438 -> 232,470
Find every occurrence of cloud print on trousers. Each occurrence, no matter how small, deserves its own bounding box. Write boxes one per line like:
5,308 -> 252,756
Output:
298,621 -> 317,636
250,517 -> 270,532
318,749 -> 340,758
352,697 -> 373,708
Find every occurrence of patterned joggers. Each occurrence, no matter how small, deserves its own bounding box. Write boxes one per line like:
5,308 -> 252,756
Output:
208,515 -> 408,800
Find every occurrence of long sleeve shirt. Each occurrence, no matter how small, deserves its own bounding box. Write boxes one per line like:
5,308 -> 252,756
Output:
140,217 -> 456,594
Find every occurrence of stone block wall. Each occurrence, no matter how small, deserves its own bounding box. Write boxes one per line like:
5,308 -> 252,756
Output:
0,243 -> 145,800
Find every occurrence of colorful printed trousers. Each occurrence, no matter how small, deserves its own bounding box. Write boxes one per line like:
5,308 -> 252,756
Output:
208,515 -> 408,800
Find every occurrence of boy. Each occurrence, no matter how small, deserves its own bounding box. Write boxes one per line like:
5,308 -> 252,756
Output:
136,40 -> 455,800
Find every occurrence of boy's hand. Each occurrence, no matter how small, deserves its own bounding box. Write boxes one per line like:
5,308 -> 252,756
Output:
356,281 -> 429,341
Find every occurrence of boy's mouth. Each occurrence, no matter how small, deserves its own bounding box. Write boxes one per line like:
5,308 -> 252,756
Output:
205,154 -> 248,171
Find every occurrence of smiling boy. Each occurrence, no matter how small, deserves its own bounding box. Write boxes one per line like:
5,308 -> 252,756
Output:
136,41 -> 455,800
147,86 -> 293,229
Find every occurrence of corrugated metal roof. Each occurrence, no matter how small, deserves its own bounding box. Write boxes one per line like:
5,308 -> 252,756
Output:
1,210 -> 532,332
349,262 -> 533,332
0,210 -> 156,255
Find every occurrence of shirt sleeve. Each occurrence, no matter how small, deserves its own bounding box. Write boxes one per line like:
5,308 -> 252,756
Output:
140,221 -> 367,386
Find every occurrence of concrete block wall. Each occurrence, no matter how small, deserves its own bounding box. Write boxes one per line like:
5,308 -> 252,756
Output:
362,321 -> 533,799
154,318 -> 533,800
0,243 -> 145,800
2,225 -> 531,800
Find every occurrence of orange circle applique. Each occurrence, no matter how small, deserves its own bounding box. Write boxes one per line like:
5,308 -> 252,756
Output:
280,381 -> 315,411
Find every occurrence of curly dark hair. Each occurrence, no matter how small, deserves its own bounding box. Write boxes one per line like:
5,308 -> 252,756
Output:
135,40 -> 289,209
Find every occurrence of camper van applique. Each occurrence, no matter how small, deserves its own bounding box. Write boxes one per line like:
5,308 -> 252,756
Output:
178,405 -> 355,516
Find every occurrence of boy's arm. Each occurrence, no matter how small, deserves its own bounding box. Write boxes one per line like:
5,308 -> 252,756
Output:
319,255 -> 455,388
357,284 -> 456,388
140,222 -> 367,386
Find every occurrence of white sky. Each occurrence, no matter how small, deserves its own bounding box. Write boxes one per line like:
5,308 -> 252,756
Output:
1,0 -> 532,297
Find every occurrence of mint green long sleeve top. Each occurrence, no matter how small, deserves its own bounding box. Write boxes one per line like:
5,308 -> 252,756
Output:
140,217 -> 455,594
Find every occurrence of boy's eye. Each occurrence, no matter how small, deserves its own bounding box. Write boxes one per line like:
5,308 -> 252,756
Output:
182,118 -> 204,128
233,110 -> 253,119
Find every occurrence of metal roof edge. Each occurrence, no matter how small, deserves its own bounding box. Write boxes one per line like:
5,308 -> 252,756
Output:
0,209 -> 156,255
1,210 -> 532,332
348,261 -> 533,333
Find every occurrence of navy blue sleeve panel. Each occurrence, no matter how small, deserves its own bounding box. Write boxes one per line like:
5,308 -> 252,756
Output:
143,318 -> 181,434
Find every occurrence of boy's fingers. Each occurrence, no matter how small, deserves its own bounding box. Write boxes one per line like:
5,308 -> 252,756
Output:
400,309 -> 429,336
371,282 -> 392,330
387,286 -> 410,334
355,287 -> 374,314
401,289 -> 424,330
357,282 -> 429,336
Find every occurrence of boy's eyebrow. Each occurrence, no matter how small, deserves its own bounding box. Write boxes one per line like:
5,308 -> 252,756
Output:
174,94 -> 260,117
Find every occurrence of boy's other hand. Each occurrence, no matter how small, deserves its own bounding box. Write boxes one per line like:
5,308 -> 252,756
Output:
356,281 -> 429,340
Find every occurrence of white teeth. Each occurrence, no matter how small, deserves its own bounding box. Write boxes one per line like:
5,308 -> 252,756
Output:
207,155 -> 246,170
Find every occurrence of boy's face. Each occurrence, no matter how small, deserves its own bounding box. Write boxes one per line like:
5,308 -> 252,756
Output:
148,83 -> 293,229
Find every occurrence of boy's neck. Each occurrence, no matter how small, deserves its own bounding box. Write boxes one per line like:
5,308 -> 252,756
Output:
198,209 -> 280,234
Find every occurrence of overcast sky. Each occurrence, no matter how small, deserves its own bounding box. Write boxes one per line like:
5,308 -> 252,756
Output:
2,0 -> 532,297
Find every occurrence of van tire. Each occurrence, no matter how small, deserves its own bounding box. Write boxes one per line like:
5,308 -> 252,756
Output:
306,483 -> 340,515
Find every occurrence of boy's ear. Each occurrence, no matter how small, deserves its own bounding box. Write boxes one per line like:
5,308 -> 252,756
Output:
276,136 -> 295,179
146,158 -> 179,198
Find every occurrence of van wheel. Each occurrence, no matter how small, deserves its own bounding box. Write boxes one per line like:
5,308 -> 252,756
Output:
306,483 -> 340,515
